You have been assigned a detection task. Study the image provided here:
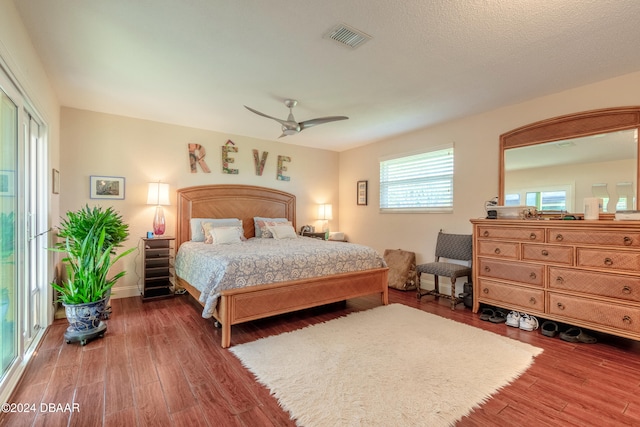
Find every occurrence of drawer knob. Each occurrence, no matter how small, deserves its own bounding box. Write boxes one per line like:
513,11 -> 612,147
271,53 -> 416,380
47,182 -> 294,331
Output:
623,315 -> 632,325
622,286 -> 632,295
529,272 -> 537,280
555,234 -> 564,242
556,302 -> 565,310
494,248 -> 501,255
529,233 -> 537,240
483,288 -> 489,294
555,276 -> 564,284
484,266 -> 491,272
529,297 -> 537,305
541,250 -> 549,256
604,257 -> 614,266
483,230 -> 489,237
624,236 -> 633,246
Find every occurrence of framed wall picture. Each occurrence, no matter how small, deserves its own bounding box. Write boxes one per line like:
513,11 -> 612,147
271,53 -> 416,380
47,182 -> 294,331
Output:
52,169 -> 60,194
90,175 -> 125,200
0,170 -> 15,197
357,180 -> 368,206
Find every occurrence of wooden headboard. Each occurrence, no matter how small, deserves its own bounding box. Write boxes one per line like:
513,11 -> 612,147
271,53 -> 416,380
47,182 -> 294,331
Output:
176,185 -> 296,248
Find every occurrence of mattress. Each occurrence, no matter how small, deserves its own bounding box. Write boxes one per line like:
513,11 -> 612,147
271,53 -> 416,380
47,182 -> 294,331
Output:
175,236 -> 386,318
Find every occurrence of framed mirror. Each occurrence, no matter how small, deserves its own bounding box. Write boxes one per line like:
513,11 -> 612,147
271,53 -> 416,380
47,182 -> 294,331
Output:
499,107 -> 640,214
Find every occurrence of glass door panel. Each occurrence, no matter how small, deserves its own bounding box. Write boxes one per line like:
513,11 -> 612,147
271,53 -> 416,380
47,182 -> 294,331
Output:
0,88 -> 18,379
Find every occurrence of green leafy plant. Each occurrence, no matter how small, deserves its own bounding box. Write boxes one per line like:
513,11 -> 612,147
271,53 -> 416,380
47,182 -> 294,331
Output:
51,205 -> 134,305
55,205 -> 129,255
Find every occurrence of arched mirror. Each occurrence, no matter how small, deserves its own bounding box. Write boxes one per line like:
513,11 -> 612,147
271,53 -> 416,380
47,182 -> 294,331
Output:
499,107 -> 640,214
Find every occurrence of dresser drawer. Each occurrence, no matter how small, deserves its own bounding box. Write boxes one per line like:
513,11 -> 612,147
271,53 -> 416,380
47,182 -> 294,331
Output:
548,293 -> 640,334
477,278 -> 544,311
477,226 -> 544,242
522,244 -> 573,265
576,248 -> 640,273
478,258 -> 544,286
477,240 -> 519,259
549,267 -> 640,303
548,229 -> 640,248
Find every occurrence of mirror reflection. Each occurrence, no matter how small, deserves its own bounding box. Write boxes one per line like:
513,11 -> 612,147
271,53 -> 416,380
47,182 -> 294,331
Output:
504,129 -> 638,213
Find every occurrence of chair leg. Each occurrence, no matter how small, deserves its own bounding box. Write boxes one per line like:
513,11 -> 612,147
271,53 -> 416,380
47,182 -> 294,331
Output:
416,272 -> 423,300
450,278 -> 457,310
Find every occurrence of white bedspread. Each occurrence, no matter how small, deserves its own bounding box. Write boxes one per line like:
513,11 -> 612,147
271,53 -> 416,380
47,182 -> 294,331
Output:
175,237 -> 386,318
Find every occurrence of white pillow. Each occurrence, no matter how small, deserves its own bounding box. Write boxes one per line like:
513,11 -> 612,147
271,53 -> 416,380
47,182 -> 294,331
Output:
190,218 -> 241,242
209,226 -> 243,245
202,220 -> 244,244
268,224 -> 298,240
254,217 -> 288,238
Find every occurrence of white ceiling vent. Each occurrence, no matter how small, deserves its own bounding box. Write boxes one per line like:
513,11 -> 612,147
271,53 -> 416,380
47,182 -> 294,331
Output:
324,24 -> 372,49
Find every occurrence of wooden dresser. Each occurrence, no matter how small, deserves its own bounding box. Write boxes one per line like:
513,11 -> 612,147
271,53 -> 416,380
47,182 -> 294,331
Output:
471,218 -> 640,340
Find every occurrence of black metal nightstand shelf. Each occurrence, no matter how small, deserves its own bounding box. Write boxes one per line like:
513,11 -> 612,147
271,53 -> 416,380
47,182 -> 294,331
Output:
141,236 -> 175,301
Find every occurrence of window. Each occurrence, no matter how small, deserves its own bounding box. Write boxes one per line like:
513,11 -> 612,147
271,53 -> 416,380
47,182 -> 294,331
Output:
525,190 -> 567,211
379,145 -> 454,212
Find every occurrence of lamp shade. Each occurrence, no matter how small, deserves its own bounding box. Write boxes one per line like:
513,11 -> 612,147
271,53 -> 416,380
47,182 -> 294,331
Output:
317,204 -> 333,220
147,182 -> 170,206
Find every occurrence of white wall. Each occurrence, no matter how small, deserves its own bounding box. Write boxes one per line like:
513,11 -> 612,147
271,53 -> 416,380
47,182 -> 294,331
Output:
339,71 -> 640,264
60,107 -> 339,298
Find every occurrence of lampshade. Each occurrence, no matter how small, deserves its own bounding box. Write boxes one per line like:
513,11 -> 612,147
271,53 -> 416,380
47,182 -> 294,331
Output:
147,182 -> 170,206
317,204 -> 333,220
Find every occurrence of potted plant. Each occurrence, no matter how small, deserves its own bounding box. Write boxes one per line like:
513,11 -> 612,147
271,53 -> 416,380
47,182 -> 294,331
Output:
51,205 -> 134,345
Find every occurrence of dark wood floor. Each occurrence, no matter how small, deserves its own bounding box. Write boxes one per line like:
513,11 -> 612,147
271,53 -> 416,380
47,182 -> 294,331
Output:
3,289 -> 640,426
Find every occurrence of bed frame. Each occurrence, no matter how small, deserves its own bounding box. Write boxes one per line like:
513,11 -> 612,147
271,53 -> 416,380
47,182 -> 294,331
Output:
175,184 -> 389,348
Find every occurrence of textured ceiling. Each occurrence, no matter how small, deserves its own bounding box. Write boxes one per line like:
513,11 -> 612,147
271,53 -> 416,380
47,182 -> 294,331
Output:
14,0 -> 640,151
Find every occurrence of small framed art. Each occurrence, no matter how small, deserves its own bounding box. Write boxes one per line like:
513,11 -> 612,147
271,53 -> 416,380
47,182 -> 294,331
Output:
52,169 -> 60,194
90,175 -> 125,200
0,170 -> 14,197
357,180 -> 368,206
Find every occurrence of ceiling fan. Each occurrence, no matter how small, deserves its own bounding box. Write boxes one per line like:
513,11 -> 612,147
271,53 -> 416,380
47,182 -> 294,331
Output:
244,99 -> 348,138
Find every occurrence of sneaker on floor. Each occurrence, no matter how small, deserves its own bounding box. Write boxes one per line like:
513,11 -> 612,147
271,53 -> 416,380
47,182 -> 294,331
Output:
506,311 -> 521,328
519,314 -> 539,331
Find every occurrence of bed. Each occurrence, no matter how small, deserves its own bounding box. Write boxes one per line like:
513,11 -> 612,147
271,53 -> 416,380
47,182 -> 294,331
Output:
174,184 -> 389,348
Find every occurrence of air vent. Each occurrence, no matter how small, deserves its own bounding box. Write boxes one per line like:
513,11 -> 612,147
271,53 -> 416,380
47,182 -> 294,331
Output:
324,24 -> 372,49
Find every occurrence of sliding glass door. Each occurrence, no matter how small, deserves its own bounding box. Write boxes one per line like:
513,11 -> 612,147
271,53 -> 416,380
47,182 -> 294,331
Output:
0,66 -> 47,400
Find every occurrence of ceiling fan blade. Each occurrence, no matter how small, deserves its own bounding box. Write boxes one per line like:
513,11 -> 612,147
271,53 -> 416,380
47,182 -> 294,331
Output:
299,116 -> 349,131
244,105 -> 289,126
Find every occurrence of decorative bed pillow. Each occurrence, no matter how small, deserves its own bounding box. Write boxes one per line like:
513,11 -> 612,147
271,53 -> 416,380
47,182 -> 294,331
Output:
268,224 -> 298,240
202,220 -> 244,244
254,217 -> 289,238
190,218 -> 242,242
207,226 -> 243,245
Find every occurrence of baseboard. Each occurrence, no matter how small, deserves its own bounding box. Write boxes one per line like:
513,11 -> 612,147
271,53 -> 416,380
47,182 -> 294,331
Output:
110,285 -> 141,300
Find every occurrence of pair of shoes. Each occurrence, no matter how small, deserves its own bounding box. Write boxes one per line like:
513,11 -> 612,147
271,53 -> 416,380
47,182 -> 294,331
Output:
541,321 -> 558,337
559,327 -> 597,344
489,309 -> 508,323
519,314 -> 539,331
506,311 -> 521,327
480,308 -> 494,321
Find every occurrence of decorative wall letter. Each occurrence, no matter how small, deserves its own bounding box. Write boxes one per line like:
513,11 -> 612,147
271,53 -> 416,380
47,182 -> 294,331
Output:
277,155 -> 291,181
222,140 -> 239,174
188,143 -> 211,173
252,149 -> 269,176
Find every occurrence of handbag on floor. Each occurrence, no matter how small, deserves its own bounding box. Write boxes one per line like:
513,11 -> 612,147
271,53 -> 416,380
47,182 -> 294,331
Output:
383,249 -> 418,291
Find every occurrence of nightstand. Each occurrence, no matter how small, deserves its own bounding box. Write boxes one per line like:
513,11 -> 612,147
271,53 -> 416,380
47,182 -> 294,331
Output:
141,236 -> 175,301
301,231 -> 327,240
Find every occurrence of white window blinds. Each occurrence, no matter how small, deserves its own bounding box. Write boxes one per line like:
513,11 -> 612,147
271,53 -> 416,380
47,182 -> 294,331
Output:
379,145 -> 454,212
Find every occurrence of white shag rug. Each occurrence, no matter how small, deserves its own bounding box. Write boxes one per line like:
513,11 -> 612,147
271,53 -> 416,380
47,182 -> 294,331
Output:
230,303 -> 543,427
